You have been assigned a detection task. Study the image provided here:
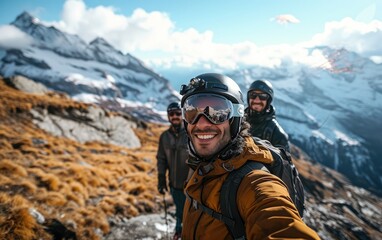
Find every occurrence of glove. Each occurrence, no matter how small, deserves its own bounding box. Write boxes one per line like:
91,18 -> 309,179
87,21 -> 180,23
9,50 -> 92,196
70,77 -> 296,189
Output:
158,174 -> 167,194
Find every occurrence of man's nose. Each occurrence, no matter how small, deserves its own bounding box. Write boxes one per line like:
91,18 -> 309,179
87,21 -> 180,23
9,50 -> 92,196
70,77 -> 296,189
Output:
253,96 -> 264,102
195,114 -> 213,126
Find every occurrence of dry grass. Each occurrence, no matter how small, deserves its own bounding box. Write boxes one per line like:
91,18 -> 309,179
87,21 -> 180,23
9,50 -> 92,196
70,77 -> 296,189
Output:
0,193 -> 50,240
291,145 -> 350,200
0,77 -> 168,239
2,76 -> 382,239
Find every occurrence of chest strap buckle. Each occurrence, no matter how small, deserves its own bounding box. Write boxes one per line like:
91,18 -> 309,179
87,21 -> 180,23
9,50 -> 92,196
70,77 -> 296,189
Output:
192,199 -> 199,209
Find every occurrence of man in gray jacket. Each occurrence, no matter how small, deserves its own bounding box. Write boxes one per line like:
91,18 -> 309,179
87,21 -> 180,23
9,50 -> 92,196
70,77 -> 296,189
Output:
156,102 -> 189,240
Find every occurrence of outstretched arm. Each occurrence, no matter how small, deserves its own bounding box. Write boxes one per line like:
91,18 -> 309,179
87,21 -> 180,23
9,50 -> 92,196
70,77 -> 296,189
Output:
240,170 -> 319,240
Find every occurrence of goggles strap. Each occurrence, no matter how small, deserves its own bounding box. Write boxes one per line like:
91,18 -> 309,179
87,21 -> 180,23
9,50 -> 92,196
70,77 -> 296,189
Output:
232,103 -> 244,117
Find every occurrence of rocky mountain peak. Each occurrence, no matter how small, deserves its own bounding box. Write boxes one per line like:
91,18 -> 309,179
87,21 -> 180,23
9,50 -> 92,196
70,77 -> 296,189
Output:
90,37 -> 114,48
4,10 -> 381,197
0,76 -> 381,240
1,11 -> 180,119
11,11 -> 39,28
229,49 -> 382,196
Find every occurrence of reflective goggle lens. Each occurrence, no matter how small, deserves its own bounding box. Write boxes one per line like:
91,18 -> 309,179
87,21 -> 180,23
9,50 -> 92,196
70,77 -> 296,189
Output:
182,94 -> 244,124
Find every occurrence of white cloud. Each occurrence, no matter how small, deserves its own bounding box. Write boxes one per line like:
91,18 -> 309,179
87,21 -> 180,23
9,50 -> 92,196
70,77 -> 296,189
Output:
308,17 -> 382,58
0,25 -> 33,49
44,0 -> 381,70
48,0 -> 176,52
272,14 -> 300,25
47,0 -> 236,67
370,56 -> 382,64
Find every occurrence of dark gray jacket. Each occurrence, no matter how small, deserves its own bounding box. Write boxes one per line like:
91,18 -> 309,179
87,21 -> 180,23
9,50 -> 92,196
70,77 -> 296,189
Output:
156,126 -> 189,190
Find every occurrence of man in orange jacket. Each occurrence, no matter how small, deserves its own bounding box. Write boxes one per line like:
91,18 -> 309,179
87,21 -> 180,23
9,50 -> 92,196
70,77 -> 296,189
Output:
179,73 -> 320,239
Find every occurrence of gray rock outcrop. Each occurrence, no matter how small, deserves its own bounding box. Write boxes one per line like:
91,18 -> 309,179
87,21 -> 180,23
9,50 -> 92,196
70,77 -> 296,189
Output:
6,75 -> 49,95
30,105 -> 141,148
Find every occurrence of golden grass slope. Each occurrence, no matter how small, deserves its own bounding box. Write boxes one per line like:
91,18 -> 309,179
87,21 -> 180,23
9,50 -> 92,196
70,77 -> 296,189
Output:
0,77 -> 167,239
3,76 -> 381,240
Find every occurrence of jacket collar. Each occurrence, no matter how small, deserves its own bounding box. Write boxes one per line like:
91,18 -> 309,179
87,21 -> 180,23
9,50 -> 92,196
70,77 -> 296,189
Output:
245,105 -> 276,123
195,136 -> 273,177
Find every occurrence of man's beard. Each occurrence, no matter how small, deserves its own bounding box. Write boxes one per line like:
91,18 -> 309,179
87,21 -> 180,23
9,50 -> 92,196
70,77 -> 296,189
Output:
171,120 -> 181,132
250,102 -> 265,112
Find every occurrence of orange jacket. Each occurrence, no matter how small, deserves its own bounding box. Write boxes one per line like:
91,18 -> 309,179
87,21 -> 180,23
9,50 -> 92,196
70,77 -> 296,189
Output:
182,137 -> 320,240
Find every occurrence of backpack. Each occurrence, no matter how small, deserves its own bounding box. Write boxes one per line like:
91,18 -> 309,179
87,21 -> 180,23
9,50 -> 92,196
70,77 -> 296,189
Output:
186,137 -> 305,240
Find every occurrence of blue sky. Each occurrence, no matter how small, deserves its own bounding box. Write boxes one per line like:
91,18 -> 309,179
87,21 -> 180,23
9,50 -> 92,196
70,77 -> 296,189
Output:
1,0 -> 380,45
0,0 -> 381,75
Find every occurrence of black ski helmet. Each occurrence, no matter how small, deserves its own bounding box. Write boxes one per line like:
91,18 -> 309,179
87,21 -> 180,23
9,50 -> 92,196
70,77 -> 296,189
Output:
247,79 -> 274,110
167,102 -> 181,112
180,73 -> 244,139
166,102 -> 182,130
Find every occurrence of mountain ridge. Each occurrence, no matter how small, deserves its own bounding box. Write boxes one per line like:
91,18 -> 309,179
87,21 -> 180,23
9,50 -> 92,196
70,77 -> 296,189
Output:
1,11 -> 381,195
3,11 -> 179,118
0,75 -> 381,240
227,47 -> 382,194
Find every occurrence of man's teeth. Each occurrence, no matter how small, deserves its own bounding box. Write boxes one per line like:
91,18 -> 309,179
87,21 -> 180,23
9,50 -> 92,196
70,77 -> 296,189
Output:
197,134 -> 214,139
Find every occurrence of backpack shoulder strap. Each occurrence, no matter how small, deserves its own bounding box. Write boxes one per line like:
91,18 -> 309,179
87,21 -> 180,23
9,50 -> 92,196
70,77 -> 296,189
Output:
220,161 -> 269,240
184,191 -> 236,232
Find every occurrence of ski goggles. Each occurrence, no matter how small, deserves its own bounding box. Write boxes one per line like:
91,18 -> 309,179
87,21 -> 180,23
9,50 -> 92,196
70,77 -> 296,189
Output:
248,91 -> 269,100
182,94 -> 244,125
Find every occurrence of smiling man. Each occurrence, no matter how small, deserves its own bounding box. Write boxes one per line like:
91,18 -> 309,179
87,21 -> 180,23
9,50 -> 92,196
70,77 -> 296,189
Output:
183,94 -> 234,158
245,79 -> 290,152
179,73 -> 319,239
156,102 -> 189,239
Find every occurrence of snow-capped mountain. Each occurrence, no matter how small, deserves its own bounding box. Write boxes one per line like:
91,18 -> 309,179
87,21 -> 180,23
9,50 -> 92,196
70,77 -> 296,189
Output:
228,47 -> 382,194
0,12 -> 180,121
1,12 -> 381,195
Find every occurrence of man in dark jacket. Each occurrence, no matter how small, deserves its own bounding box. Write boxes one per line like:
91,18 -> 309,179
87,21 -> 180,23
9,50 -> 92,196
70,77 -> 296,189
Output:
156,102 -> 189,240
245,79 -> 290,152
